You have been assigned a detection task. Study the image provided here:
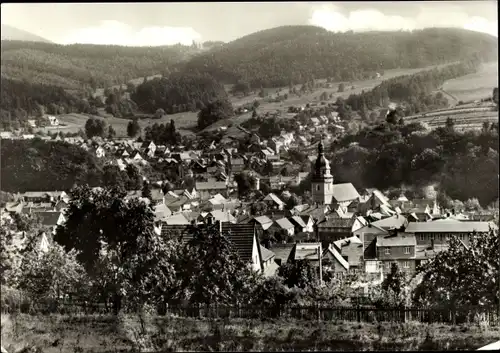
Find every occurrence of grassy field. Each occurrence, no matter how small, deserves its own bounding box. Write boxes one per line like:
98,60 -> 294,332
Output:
39,111 -> 197,138
1,313 -> 498,352
442,61 -> 498,103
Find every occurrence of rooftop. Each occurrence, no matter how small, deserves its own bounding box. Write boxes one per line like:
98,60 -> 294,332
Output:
405,221 -> 490,233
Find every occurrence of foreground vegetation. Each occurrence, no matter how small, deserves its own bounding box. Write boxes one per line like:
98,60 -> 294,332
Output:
2,313 -> 499,352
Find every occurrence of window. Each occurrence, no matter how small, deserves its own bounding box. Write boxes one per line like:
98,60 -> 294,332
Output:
385,262 -> 391,269
404,247 -> 411,254
384,248 -> 390,255
437,234 -> 442,241
404,261 -> 410,269
429,233 -> 434,240
420,234 -> 425,241
459,234 -> 465,241
316,184 -> 320,191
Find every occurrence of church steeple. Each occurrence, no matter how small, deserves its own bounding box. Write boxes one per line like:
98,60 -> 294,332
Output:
311,139 -> 334,205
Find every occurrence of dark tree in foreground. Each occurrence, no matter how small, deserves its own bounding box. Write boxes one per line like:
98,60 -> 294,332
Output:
127,118 -> 141,138
197,99 -> 234,130
85,118 -> 107,138
178,223 -> 257,306
278,260 -> 318,289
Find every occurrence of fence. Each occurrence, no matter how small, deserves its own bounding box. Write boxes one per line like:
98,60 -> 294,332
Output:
162,304 -> 500,326
5,301 -> 497,326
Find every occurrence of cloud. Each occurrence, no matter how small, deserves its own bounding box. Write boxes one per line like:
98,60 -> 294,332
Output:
59,20 -> 202,46
308,5 -> 498,37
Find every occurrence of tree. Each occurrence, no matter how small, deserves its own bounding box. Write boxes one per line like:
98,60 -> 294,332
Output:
155,108 -> 165,119
250,201 -> 268,216
285,193 -> 300,210
85,118 -> 107,138
464,198 -> 482,212
103,165 -> 125,188
18,242 -> 88,307
108,125 -> 116,139
413,229 -> 499,308
234,172 -> 256,198
278,260 -> 318,289
141,181 -> 152,200
125,164 -> 143,190
197,99 -> 234,130
338,83 -> 345,93
381,263 -> 406,297
178,223 -> 256,306
493,87 -> 498,107
127,118 -> 141,138
54,186 -> 166,313
445,117 -> 455,130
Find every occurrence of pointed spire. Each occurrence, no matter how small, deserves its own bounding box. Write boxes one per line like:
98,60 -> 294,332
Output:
318,139 -> 324,155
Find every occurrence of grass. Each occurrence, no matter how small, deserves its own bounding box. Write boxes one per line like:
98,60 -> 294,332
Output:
442,61 -> 498,103
2,313 -> 499,352
38,111 -> 197,138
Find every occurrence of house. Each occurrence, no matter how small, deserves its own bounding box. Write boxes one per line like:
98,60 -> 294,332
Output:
229,157 -> 245,174
95,146 -> 106,158
405,220 -> 490,247
289,215 -> 310,234
333,235 -> 364,272
262,193 -> 285,210
376,233 -> 417,274
268,217 -> 295,237
27,119 -> 37,128
195,181 -> 228,200
260,245 -> 279,277
316,215 -> 359,246
288,242 -> 323,269
154,203 -> 172,222
251,215 -> 274,231
164,213 -> 191,225
207,210 -> 237,224
371,214 -> 408,231
269,243 -> 295,266
141,141 -> 156,154
322,244 -> 350,275
37,211 -> 66,234
46,115 -> 59,126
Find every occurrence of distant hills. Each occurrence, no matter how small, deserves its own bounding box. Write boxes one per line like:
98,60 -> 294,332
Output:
177,26 -> 498,87
1,24 -> 53,43
0,40 -> 201,90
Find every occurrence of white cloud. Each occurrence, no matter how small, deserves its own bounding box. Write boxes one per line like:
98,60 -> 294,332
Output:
308,5 -> 498,37
59,20 -> 202,46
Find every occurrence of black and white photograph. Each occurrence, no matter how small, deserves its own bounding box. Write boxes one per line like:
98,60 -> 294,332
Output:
0,1 -> 499,352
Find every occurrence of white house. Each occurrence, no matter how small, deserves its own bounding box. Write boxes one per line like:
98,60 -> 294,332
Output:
95,146 -> 106,158
46,115 -> 59,126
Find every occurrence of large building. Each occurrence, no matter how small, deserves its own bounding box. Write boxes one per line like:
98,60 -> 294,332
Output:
311,141 -> 334,205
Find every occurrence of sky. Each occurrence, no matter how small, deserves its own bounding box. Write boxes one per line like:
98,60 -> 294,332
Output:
1,1 -> 498,46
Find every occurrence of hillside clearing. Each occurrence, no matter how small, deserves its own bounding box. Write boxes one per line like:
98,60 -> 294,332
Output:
442,61 -> 498,103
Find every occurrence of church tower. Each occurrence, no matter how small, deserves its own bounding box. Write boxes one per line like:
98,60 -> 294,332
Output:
311,140 -> 334,205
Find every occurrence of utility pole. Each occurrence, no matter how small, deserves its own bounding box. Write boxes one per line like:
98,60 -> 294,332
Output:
318,243 -> 323,285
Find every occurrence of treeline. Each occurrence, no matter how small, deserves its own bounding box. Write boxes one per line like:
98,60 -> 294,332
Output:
131,72 -> 228,114
0,77 -> 93,130
345,59 -> 481,116
177,26 -> 498,87
0,139 -> 104,192
144,120 -> 181,145
0,40 -> 198,89
327,121 -> 499,207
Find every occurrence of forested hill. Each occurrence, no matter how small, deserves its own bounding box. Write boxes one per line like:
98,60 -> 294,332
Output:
0,40 -> 201,90
177,26 -> 498,88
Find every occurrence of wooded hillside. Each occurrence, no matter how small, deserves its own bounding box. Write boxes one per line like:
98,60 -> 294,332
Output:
178,26 -> 498,88
0,40 -> 199,89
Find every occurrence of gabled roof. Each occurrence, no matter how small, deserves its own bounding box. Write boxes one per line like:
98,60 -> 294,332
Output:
405,221 -> 490,233
371,215 -> 408,230
376,234 -> 417,247
331,183 -> 360,202
263,193 -> 285,206
324,244 -> 349,270
253,215 -> 273,225
274,217 -> 294,230
260,245 -> 275,262
164,213 -> 190,225
221,223 -> 257,263
36,211 -> 63,226
209,210 -> 236,223
289,216 -> 306,228
269,243 -> 295,262
318,217 -> 354,228
333,235 -> 363,250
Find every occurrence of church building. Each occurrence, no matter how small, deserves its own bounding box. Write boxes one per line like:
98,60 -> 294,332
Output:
311,140 -> 334,205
